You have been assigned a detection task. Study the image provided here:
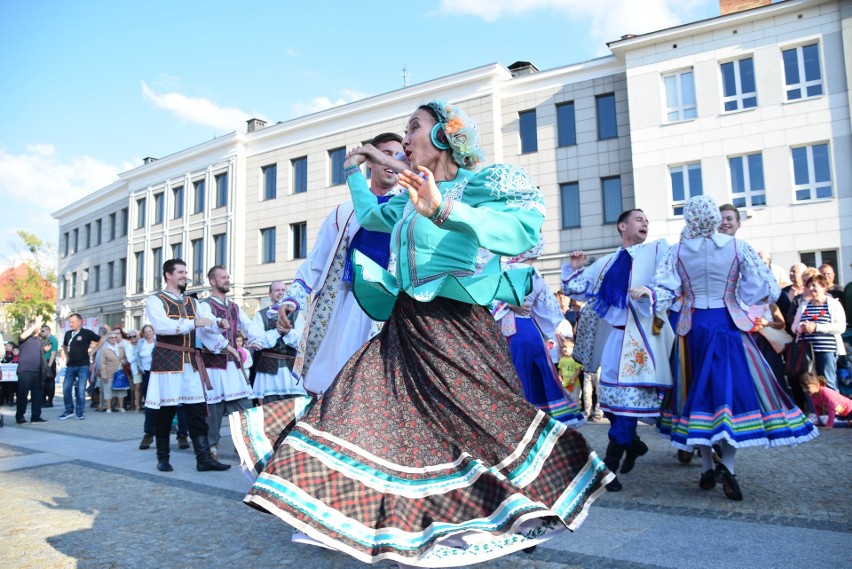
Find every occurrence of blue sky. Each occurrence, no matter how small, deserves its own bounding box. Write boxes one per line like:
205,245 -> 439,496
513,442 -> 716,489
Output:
0,0 -> 718,260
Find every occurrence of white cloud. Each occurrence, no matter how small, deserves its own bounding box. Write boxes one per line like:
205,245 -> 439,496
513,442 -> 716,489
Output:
141,81 -> 263,132
439,0 -> 712,53
0,144 -> 135,251
290,89 -> 372,116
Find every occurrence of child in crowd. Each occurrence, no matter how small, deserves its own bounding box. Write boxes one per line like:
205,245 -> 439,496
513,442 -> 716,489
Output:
558,341 -> 583,401
234,331 -> 254,370
802,373 -> 852,428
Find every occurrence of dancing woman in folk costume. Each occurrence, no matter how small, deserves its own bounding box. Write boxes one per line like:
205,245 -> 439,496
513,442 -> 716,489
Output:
229,100 -> 611,567
631,195 -> 817,501
496,240 -> 585,426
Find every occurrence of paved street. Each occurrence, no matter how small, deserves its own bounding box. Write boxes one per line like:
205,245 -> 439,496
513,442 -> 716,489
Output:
1,396 -> 848,569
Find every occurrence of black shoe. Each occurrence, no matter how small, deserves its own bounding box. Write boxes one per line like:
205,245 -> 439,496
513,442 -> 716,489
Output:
699,469 -> 716,490
44,402 -> 54,408
30,418 -> 48,423
192,435 -> 231,471
155,436 -> 172,472
16,418 -> 27,424
676,449 -> 693,464
621,437 -> 649,474
522,545 -> 538,554
715,464 -> 742,501
605,477 -> 623,492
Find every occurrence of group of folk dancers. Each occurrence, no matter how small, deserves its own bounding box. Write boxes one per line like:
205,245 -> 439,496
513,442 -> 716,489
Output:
141,99 -> 816,568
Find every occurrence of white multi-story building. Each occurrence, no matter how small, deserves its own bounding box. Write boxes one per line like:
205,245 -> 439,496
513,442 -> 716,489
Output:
611,0 -> 851,274
54,0 -> 850,328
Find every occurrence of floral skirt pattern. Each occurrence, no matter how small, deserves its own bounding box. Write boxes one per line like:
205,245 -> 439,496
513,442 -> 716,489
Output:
658,308 -> 817,450
230,294 -> 611,567
507,318 -> 584,426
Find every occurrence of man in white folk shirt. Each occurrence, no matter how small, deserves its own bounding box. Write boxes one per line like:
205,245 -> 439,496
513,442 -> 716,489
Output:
251,280 -> 305,403
562,209 -> 673,491
278,132 -> 405,395
144,259 -> 230,472
197,265 -> 262,461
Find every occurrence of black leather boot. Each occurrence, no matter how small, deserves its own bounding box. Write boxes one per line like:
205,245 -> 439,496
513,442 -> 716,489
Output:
193,435 -> 231,471
604,440 -> 626,491
620,436 -> 649,474
155,436 -> 173,472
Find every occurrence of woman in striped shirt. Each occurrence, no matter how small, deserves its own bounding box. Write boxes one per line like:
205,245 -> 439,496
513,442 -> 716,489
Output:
792,274 -> 847,391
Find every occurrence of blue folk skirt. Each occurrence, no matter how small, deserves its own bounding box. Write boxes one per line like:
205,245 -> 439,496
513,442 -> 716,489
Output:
659,308 -> 817,449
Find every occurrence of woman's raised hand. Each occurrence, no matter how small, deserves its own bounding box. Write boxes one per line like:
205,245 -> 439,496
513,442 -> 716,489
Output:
398,166 -> 441,218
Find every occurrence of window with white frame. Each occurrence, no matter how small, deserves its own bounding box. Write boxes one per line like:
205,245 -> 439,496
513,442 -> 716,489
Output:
782,43 -> 823,101
560,182 -> 581,228
663,69 -> 697,122
260,227 -> 276,264
728,153 -> 766,208
792,143 -> 832,201
720,57 -> 757,112
669,162 -> 703,216
291,222 -> 307,259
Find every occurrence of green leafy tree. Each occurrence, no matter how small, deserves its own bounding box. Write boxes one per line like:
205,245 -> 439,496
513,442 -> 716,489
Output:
2,231 -> 57,333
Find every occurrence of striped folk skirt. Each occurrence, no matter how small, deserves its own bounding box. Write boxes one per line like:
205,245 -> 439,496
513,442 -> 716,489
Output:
659,308 -> 817,450
230,294 -> 611,567
507,317 -> 584,426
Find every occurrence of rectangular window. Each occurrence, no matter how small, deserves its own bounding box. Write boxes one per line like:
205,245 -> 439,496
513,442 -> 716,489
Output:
60,278 -> 67,300
728,153 -> 766,208
107,261 -> 114,289
81,272 -> 88,296
556,102 -> 576,147
92,265 -> 100,293
193,179 -> 205,214
118,257 -> 126,287
84,223 -> 91,249
120,208 -> 128,237
215,173 -> 228,208
669,163 -> 703,216
172,186 -> 184,219
292,157 -> 308,194
329,147 -> 346,186
596,93 -> 618,140
262,164 -> 277,200
62,232 -> 69,257
136,197 -> 146,229
72,228 -> 78,254
153,193 -> 164,224
135,251 -> 144,294
191,238 -> 204,285
291,222 -> 307,259
94,219 -> 102,246
213,233 -> 227,267
152,247 -> 163,286
602,176 -> 622,223
792,143 -> 832,201
109,213 -> 116,241
799,250 -> 837,273
663,69 -> 697,122
560,182 -> 581,229
171,242 -> 182,261
720,57 -> 757,112
70,272 -> 76,298
261,227 -> 276,264
783,43 -> 823,101
519,109 -> 538,153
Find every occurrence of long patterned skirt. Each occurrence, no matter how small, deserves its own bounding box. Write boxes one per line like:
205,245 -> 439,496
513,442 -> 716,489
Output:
507,318 -> 584,426
230,294 -> 611,567
659,308 -> 817,450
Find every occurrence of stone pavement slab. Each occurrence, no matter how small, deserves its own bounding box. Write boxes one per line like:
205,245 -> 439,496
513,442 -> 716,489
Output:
0,397 -> 848,568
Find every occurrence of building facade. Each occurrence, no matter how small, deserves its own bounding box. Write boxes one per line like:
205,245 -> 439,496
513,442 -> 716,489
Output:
54,0 -> 850,327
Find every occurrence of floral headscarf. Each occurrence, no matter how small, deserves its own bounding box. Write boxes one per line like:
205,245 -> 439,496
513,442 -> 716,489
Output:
425,100 -> 484,170
681,195 -> 721,240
